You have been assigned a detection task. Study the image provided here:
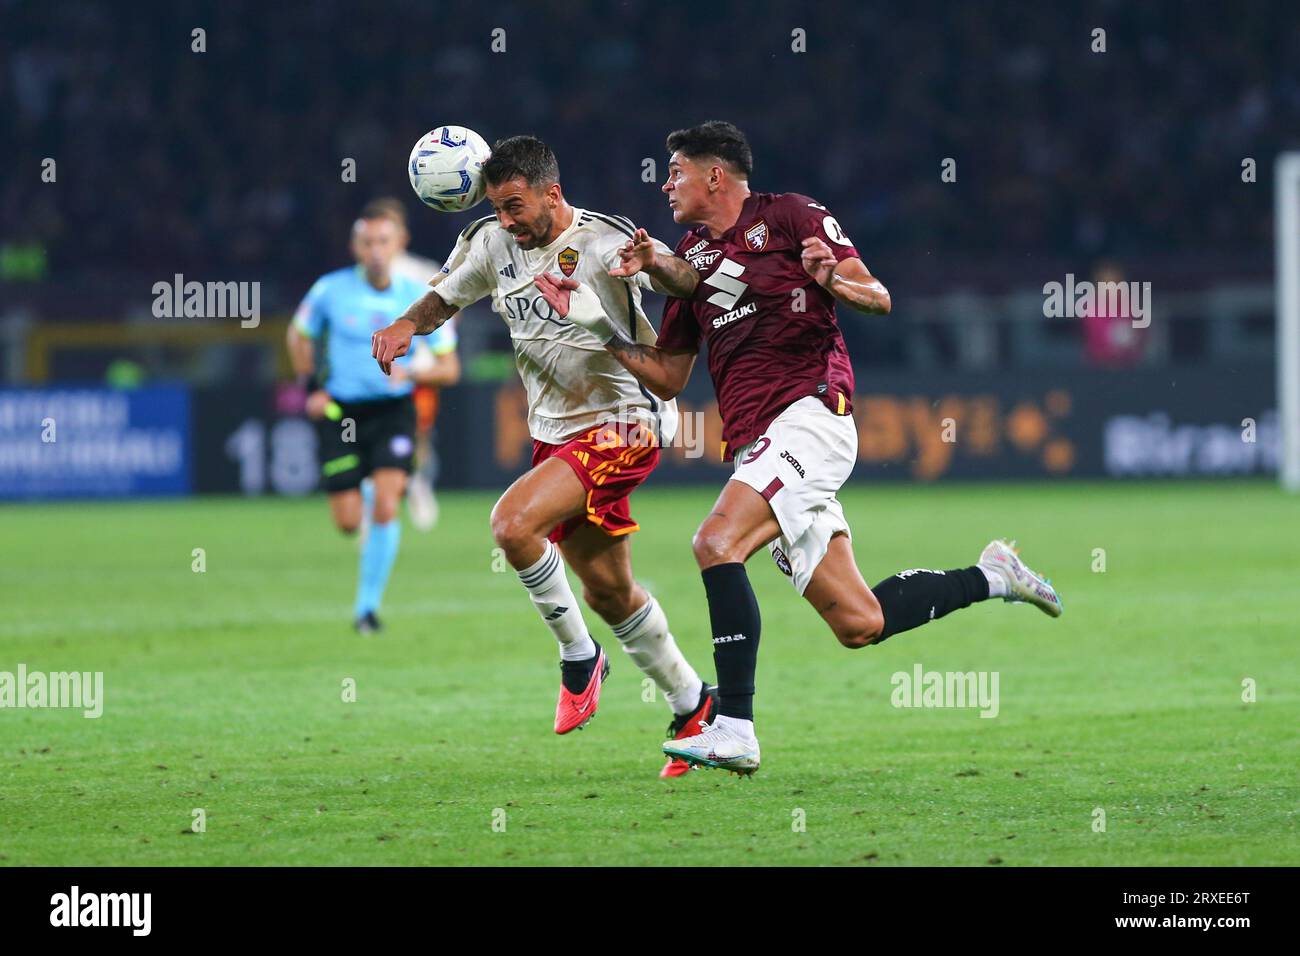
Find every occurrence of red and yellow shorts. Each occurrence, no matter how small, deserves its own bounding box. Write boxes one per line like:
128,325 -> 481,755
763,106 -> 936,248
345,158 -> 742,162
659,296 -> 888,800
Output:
531,421 -> 660,543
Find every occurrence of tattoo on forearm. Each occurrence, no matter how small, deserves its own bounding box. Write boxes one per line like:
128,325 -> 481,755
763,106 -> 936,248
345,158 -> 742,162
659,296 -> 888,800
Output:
605,329 -> 655,362
408,292 -> 451,334
649,257 -> 700,297
414,313 -> 447,335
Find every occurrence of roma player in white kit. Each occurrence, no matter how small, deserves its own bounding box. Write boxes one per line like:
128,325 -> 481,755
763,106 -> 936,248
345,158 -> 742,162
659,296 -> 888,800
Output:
372,136 -> 715,777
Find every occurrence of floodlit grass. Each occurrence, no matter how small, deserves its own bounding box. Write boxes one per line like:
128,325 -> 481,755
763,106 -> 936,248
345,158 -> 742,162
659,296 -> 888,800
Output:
1,482 -> 1295,865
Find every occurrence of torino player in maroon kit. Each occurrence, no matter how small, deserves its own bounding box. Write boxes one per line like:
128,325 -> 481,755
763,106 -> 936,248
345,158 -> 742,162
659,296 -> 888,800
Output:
535,122 -> 1062,775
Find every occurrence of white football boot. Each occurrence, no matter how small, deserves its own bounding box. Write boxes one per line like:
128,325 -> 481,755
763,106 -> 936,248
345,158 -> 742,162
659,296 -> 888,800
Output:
978,539 -> 1063,617
662,716 -> 761,776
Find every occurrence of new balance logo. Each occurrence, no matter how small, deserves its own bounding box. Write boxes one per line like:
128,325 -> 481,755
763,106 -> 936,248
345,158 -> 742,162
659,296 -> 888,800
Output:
712,633 -> 746,644
543,605 -> 568,622
499,263 -> 517,279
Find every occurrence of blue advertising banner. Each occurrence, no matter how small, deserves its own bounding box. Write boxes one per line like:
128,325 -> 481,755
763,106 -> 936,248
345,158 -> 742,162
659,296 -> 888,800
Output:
0,387 -> 191,499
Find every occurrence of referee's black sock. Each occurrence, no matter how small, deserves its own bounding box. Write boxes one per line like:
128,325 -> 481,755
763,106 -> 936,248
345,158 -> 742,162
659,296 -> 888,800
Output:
872,567 -> 990,643
701,563 -> 761,722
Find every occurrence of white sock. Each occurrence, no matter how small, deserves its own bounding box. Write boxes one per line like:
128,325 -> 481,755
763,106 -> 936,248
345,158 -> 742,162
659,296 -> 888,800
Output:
978,563 -> 1008,598
517,541 -> 596,661
713,714 -> 755,738
611,595 -> 703,715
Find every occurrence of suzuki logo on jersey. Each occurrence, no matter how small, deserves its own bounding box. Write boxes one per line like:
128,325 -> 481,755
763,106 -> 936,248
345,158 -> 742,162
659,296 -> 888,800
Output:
703,257 -> 749,310
558,247 -> 580,277
744,220 -> 768,251
711,301 -> 757,329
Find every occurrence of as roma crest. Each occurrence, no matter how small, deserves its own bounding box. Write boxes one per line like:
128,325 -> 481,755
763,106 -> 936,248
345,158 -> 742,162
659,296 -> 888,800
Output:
743,220 -> 768,251
558,247 -> 580,277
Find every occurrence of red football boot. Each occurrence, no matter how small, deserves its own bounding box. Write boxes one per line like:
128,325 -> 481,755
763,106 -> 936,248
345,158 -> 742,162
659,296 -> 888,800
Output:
660,684 -> 718,778
554,648 -> 610,734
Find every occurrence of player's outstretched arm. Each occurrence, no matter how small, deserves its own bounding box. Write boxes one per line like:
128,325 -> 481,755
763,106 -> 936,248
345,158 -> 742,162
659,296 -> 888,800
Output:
371,289 -> 457,375
604,331 -> 696,401
534,273 -> 696,400
801,237 -> 891,315
608,228 -> 700,298
402,287 -> 458,335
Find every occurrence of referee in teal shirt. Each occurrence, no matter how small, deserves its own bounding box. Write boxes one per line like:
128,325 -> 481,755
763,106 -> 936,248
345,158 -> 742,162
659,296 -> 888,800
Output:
287,200 -> 459,634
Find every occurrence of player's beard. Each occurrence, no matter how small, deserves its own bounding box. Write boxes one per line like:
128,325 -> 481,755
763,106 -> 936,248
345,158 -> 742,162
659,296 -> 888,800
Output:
515,210 -> 553,250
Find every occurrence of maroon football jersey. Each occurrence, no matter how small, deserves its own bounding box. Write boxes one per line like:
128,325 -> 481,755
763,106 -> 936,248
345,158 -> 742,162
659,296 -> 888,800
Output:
657,191 -> 860,457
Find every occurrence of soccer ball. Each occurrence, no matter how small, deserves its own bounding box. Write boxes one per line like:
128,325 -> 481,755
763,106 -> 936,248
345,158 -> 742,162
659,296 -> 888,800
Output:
408,125 -> 490,213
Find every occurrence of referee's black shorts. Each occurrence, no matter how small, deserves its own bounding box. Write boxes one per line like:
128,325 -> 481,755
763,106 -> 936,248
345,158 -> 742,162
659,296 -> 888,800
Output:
317,395 -> 416,493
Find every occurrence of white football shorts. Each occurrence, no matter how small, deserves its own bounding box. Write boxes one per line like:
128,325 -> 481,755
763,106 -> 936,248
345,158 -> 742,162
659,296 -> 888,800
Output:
729,395 -> 857,594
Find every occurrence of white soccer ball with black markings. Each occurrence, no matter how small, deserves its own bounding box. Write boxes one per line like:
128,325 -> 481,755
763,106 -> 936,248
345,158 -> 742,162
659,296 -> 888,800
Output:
408,125 -> 490,213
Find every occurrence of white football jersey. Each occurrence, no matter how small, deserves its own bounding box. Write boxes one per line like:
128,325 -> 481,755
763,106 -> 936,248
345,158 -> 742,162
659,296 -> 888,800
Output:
433,207 -> 679,446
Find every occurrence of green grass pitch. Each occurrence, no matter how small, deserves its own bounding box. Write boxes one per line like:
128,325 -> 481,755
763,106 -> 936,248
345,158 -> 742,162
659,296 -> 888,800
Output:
1,481 -> 1296,866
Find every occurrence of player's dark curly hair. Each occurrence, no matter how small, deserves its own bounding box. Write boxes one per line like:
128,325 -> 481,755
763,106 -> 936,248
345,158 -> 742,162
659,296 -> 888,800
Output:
666,121 -> 753,177
483,135 -> 560,188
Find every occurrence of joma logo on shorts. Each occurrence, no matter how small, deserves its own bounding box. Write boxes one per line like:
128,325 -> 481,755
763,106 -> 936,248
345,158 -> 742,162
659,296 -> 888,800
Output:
780,449 -> 806,478
712,633 -> 747,644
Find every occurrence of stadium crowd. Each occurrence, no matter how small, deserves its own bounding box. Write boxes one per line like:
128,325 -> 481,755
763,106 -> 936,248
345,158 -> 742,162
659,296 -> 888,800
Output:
3,0 -> 1295,292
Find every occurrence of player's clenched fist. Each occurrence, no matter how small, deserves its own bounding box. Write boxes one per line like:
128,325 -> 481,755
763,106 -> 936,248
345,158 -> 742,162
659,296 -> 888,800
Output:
608,227 -> 661,278
800,236 -> 838,287
371,317 -> 415,375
